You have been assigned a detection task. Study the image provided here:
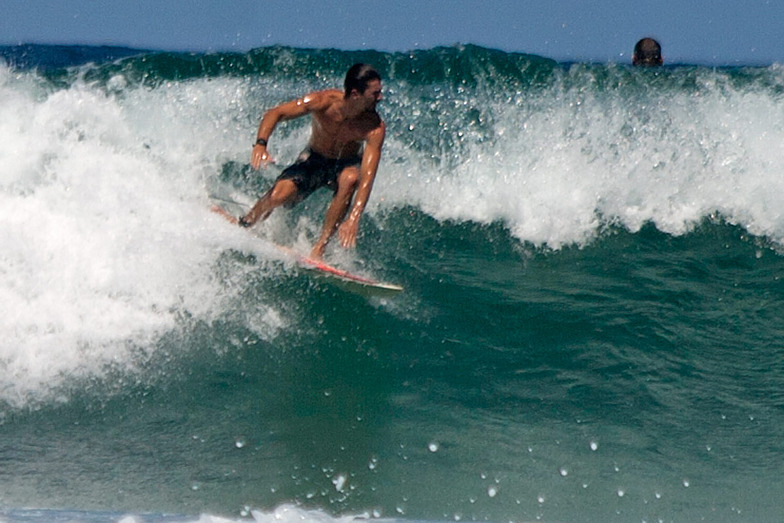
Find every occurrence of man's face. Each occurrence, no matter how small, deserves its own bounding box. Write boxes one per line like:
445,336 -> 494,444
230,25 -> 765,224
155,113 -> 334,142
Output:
358,79 -> 382,110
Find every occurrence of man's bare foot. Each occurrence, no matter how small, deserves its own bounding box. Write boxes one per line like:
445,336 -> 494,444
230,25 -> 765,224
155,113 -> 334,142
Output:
309,243 -> 326,261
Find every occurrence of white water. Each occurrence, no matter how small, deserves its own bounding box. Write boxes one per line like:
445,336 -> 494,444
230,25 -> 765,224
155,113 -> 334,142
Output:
0,66 -> 286,407
380,65 -> 784,248
1,504 -> 382,523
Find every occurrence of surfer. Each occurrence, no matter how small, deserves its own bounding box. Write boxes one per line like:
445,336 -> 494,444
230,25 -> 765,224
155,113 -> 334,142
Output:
239,63 -> 385,260
632,38 -> 663,67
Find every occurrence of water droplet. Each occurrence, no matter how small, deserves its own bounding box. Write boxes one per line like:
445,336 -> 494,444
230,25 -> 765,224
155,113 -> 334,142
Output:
617,489 -> 625,497
590,441 -> 598,451
235,438 -> 246,449
333,474 -> 346,492
428,442 -> 439,452
559,467 -> 568,477
487,486 -> 498,497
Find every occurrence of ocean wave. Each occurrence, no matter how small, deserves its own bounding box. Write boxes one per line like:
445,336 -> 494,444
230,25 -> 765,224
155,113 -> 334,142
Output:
3,43 -> 784,406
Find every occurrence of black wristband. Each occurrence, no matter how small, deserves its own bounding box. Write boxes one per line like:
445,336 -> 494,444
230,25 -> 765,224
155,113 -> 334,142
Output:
255,137 -> 267,147
238,216 -> 251,228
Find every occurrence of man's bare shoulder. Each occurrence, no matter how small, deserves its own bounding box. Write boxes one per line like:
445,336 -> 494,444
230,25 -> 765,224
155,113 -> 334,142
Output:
368,115 -> 385,133
301,89 -> 344,110
366,118 -> 385,143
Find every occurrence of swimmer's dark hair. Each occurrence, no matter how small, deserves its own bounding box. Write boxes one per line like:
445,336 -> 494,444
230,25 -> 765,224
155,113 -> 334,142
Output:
633,38 -> 663,67
344,63 -> 381,98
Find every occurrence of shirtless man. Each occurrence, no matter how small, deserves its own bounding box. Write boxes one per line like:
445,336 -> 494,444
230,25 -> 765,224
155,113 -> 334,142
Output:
240,63 -> 385,260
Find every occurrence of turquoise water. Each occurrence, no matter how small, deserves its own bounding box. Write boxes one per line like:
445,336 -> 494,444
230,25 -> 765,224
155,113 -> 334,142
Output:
2,44 -> 784,522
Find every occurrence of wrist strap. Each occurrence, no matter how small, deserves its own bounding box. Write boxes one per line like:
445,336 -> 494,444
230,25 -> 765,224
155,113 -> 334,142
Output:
255,137 -> 268,147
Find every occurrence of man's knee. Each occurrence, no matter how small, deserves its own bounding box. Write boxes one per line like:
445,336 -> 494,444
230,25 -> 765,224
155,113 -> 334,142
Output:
269,179 -> 298,204
338,167 -> 360,191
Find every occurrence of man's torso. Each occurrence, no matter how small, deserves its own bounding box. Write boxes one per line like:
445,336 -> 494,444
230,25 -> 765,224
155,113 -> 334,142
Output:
307,90 -> 382,159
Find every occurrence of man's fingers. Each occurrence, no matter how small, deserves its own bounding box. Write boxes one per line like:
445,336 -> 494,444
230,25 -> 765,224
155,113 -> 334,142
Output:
338,224 -> 357,248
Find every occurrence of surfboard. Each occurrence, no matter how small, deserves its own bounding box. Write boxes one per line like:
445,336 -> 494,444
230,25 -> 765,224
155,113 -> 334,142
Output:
210,203 -> 403,296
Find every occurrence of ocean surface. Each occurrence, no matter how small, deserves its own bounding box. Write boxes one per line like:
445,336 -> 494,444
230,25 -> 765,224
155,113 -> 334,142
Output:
2,44 -> 784,522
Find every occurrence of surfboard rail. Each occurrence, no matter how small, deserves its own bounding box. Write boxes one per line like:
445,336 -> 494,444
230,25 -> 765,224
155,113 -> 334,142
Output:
210,203 -> 403,295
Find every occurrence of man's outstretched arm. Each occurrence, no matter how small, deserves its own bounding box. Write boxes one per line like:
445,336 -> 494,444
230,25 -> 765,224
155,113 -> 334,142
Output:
250,92 -> 330,169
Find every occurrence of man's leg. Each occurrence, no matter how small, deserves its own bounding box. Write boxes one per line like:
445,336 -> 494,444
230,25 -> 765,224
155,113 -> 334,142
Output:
310,166 -> 359,259
241,179 -> 298,226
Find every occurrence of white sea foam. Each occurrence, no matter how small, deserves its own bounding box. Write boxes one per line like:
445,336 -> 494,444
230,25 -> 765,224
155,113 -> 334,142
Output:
2,504 -> 383,523
377,66 -> 784,249
0,66 -> 284,407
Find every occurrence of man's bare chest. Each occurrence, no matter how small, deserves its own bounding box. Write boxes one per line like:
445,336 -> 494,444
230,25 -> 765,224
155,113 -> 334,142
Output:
314,114 -> 376,143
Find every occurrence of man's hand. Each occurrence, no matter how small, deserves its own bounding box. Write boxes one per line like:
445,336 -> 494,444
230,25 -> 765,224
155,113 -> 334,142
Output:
250,145 -> 275,170
337,217 -> 360,248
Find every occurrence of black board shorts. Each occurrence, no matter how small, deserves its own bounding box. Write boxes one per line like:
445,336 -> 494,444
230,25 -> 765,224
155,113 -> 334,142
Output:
276,148 -> 361,204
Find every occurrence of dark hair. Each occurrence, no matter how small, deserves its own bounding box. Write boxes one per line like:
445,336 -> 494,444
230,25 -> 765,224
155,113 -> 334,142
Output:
344,63 -> 381,97
633,38 -> 663,67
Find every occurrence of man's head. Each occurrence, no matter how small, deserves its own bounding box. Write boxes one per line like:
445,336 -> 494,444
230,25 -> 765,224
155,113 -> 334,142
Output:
344,63 -> 381,98
633,38 -> 663,67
